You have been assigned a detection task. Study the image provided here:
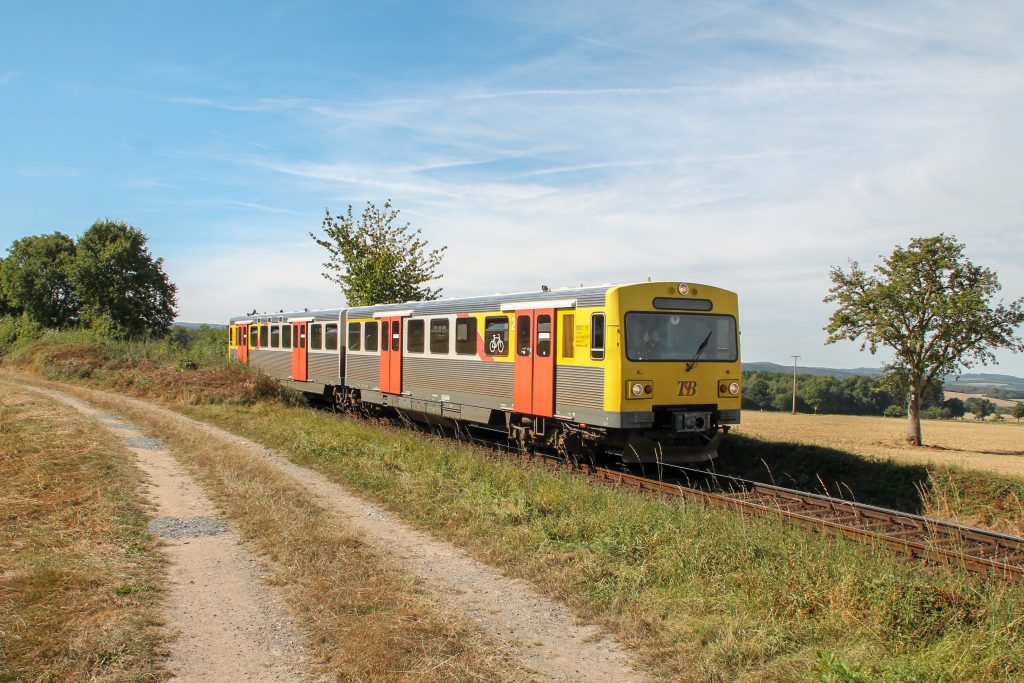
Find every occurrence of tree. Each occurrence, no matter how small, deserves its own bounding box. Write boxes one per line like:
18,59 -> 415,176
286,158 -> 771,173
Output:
964,397 -> 996,420
1013,402 -> 1024,423
825,234 -> 1024,445
71,220 -> 177,338
0,232 -> 78,327
311,200 -> 446,307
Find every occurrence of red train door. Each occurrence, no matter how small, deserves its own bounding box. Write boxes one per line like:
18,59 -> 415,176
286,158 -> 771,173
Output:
513,309 -> 555,417
291,322 -> 308,381
238,324 -> 249,364
379,317 -> 403,394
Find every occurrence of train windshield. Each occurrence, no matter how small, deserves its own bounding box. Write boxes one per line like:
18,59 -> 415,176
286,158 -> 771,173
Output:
625,313 -> 737,362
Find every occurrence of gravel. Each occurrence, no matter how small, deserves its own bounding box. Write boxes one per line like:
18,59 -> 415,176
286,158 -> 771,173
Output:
148,516 -> 230,539
124,434 -> 167,450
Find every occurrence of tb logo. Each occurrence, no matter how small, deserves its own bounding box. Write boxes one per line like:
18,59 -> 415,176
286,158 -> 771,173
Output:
677,380 -> 697,396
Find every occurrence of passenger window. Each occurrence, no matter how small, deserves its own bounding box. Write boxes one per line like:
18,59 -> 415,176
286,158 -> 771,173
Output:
407,319 -> 424,353
429,319 -> 449,354
282,324 -> 292,349
270,325 -> 280,348
537,315 -> 552,357
455,317 -> 477,355
483,316 -> 509,357
325,323 -> 338,350
517,315 -> 531,356
348,322 -> 361,351
561,314 -> 574,358
364,322 -> 378,352
382,321 -> 390,351
259,325 -> 268,348
310,324 -> 323,350
248,327 -> 257,349
591,313 -> 605,360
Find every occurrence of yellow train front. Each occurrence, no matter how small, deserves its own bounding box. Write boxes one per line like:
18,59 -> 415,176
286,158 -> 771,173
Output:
596,281 -> 741,464
227,280 -> 741,466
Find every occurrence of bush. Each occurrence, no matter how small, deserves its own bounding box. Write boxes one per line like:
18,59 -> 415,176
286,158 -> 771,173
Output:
884,404 -> 907,418
0,315 -> 44,356
922,406 -> 952,420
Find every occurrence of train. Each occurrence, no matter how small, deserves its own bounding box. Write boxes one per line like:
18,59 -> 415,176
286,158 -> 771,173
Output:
227,281 -> 741,465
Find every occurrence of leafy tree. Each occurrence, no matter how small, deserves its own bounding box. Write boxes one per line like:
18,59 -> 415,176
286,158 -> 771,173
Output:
0,232 -> 78,327
71,220 -> 177,338
311,200 -> 446,307
964,397 -> 996,420
942,397 -> 966,418
1013,402 -> 1024,423
826,235 -> 1024,445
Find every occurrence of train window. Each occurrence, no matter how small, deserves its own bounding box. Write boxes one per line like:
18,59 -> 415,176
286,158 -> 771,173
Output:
624,313 -> 737,362
325,324 -> 338,351
591,313 -> 605,360
407,319 -> 424,353
561,314 -> 574,358
310,324 -> 323,350
652,297 -> 712,311
483,316 -> 508,357
229,327 -> 235,346
270,325 -> 280,348
455,317 -> 477,355
429,319 -> 449,354
248,327 -> 257,349
240,327 -> 247,347
381,321 -> 390,351
364,322 -> 379,352
348,322 -> 361,351
391,321 -> 400,350
282,324 -> 292,349
259,325 -> 268,348
517,315 -> 531,356
536,315 -> 552,357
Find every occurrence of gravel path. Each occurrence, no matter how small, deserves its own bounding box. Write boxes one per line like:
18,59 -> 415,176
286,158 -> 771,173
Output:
16,384 -> 310,682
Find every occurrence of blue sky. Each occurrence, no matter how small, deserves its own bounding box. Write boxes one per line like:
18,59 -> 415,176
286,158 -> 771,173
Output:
2,1 -> 1023,374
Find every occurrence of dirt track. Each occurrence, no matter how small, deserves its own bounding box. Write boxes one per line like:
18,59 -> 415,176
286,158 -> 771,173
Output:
9,377 -> 649,682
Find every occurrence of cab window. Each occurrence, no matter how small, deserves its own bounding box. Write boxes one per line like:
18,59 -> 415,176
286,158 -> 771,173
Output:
590,313 -> 605,360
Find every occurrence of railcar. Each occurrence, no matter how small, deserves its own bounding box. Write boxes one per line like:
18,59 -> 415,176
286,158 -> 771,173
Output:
228,281 -> 741,464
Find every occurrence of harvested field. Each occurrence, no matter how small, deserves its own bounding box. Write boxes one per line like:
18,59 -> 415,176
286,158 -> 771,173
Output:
945,390 -> 1022,410
734,411 -> 1024,478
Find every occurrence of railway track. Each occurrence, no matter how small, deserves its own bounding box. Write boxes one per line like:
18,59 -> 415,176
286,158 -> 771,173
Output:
341,403 -> 1024,582
590,465 -> 1024,582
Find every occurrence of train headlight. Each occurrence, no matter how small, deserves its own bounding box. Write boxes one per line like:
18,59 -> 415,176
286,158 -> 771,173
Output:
627,381 -> 653,399
677,283 -> 689,296
718,379 -> 741,398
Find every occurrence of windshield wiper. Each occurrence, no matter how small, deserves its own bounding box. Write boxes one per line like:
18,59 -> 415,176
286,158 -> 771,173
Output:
685,330 -> 713,372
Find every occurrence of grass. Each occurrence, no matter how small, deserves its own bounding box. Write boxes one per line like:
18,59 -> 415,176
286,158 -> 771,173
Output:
176,399 -> 1024,682
42,381 -> 533,682
0,385 -> 166,682
8,335 -> 1024,680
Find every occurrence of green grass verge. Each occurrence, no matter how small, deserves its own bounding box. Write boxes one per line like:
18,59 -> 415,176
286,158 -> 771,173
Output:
181,401 -> 1024,682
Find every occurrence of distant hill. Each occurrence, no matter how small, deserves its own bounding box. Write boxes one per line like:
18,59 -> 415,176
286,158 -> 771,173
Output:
744,362 -> 1024,397
743,362 -> 883,379
174,322 -> 227,330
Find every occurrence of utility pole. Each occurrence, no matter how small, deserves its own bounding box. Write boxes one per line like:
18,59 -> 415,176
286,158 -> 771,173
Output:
791,355 -> 801,414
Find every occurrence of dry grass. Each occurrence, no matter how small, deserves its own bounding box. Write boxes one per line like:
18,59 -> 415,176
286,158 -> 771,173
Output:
945,391 -> 1022,410
735,410 -> 1024,477
0,385 -> 165,682
46,382 -> 533,682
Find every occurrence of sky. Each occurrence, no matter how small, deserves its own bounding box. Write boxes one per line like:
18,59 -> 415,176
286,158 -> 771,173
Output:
2,1 -> 1023,374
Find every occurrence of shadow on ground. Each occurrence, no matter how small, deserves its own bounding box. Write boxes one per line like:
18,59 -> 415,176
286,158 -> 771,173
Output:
712,434 -> 932,514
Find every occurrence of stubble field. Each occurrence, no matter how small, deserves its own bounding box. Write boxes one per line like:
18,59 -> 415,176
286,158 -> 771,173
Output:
734,410 -> 1024,478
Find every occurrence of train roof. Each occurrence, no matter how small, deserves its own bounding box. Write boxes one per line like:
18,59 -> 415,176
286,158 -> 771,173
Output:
229,281 -> 735,323
229,308 -> 343,324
